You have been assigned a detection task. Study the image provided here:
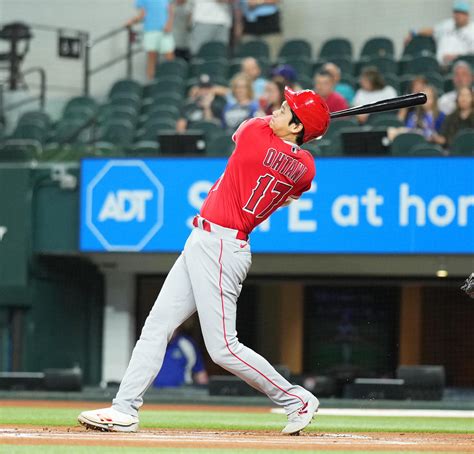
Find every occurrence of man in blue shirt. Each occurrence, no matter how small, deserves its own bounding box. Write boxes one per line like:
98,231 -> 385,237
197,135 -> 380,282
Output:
153,332 -> 208,387
127,0 -> 176,80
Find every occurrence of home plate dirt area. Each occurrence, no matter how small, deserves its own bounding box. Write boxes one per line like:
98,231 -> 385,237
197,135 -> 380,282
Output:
1,426 -> 474,452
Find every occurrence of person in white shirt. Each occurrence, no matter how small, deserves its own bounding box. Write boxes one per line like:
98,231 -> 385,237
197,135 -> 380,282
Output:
353,66 -> 397,124
438,60 -> 473,115
189,0 -> 235,56
405,0 -> 474,67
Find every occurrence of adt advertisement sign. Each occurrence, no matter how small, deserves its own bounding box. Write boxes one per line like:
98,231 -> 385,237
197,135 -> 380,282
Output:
84,160 -> 163,251
80,157 -> 474,254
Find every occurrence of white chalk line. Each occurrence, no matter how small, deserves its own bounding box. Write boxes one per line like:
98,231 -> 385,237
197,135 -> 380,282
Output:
270,408 -> 474,418
0,429 -> 418,446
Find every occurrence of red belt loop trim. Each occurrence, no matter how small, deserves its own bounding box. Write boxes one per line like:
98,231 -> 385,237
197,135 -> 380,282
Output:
193,215 -> 248,241
203,220 -> 211,232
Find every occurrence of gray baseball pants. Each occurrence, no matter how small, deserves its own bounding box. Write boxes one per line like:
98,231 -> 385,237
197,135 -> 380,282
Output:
112,218 -> 312,417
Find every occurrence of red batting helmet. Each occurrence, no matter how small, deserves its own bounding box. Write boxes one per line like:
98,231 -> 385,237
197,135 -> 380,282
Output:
284,87 -> 330,143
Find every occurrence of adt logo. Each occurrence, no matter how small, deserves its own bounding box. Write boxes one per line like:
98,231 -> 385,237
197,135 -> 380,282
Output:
86,160 -> 164,251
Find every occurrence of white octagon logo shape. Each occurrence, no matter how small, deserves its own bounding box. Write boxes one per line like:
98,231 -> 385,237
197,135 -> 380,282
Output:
86,160 -> 164,251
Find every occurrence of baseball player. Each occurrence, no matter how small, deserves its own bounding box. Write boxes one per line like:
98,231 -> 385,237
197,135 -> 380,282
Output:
78,87 -> 330,435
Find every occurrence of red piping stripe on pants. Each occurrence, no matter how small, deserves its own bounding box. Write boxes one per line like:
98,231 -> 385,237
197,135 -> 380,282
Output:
218,239 -> 305,408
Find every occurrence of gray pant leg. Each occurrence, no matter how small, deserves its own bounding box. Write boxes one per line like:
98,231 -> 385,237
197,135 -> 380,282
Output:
190,23 -> 230,55
185,229 -> 312,415
113,252 -> 196,416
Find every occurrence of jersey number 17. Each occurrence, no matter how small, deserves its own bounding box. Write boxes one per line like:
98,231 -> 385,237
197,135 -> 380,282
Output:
243,174 -> 293,219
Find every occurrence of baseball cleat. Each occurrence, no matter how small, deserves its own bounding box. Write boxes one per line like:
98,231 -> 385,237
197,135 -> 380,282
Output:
77,407 -> 139,432
281,396 -> 319,435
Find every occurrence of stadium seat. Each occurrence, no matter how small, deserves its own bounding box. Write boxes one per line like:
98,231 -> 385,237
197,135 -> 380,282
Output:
0,140 -> 40,161
10,122 -> 48,143
63,96 -> 98,117
340,73 -> 356,89
450,129 -> 474,156
144,79 -> 185,98
390,132 -> 427,155
97,119 -> 135,146
155,58 -> 189,79
235,40 -> 270,60
319,38 -> 352,59
453,54 -> 474,67
17,110 -> 51,129
190,59 -> 229,80
279,58 -> 312,79
189,120 -> 223,142
148,92 -> 183,106
357,56 -> 397,76
320,56 -> 354,76
298,75 -> 313,89
409,143 -> 445,156
278,39 -> 312,60
369,116 -> 404,128
360,37 -> 394,59
88,141 -> 120,156
129,140 -> 161,156
50,119 -> 93,145
136,119 -> 176,141
196,41 -> 229,60
424,72 -> 444,94
401,55 -> 440,76
109,79 -> 142,98
206,133 -> 235,156
109,95 -> 141,113
402,35 -> 436,58
443,76 -> 454,93
99,105 -> 138,125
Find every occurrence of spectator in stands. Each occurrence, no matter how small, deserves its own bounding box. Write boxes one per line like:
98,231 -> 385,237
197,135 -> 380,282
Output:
314,70 -> 349,113
255,76 -> 285,116
189,0 -> 234,56
235,0 -> 282,61
222,73 -> 258,129
153,328 -> 208,388
173,0 -> 192,61
127,0 -> 175,80
405,0 -> 474,67
270,64 -> 299,89
405,85 -> 445,140
353,66 -> 397,123
176,74 -> 224,131
388,85 -> 445,144
322,62 -> 355,104
241,57 -> 267,99
398,75 -> 428,122
438,60 -> 473,115
438,86 -> 474,149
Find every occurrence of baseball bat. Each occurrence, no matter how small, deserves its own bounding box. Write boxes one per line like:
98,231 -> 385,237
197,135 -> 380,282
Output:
329,92 -> 427,119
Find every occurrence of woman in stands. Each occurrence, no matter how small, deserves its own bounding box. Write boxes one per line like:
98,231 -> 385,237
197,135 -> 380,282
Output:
438,87 -> 474,149
256,76 -> 286,116
404,85 -> 445,141
222,73 -> 258,130
353,66 -> 397,124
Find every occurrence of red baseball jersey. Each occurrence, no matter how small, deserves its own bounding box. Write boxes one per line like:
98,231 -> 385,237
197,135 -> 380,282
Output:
200,116 -> 316,234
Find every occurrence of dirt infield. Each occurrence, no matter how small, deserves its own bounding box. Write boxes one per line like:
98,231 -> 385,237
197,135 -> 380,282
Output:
1,426 -> 474,452
1,401 -> 473,452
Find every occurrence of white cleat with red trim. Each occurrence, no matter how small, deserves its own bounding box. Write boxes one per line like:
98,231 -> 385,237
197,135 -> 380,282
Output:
281,396 -> 319,435
78,407 -> 139,432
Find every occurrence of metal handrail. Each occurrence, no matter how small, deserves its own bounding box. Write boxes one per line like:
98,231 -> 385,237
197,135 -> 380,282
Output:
4,67 -> 46,111
84,25 -> 141,95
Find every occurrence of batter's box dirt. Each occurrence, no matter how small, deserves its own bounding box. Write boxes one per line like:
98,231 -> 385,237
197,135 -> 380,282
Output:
1,427 -> 473,452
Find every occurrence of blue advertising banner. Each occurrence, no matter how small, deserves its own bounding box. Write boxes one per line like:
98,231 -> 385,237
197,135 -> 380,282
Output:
80,157 -> 474,254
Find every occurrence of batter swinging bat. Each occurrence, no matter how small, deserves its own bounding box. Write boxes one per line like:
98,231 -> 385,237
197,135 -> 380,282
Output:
329,92 -> 427,119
